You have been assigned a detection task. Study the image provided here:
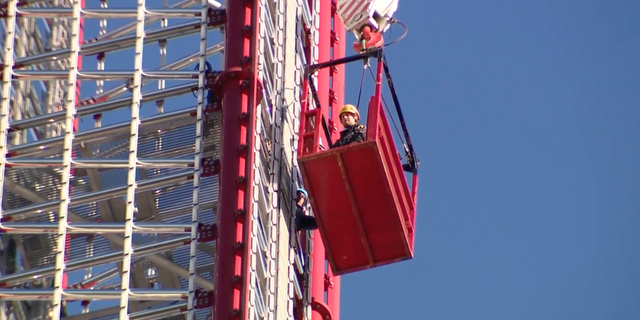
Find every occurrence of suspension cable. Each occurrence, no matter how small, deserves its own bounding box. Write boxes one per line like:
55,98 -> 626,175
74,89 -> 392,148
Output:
367,67 -> 405,147
384,19 -> 409,48
355,65 -> 366,110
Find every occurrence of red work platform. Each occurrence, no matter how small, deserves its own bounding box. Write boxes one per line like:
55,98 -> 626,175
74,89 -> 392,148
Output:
298,140 -> 415,275
298,49 -> 419,275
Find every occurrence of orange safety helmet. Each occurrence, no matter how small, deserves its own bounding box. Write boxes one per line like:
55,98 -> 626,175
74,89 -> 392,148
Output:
339,104 -> 360,119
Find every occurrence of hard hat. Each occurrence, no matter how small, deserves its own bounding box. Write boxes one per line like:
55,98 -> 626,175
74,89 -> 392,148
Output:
339,104 -> 359,118
296,188 -> 308,199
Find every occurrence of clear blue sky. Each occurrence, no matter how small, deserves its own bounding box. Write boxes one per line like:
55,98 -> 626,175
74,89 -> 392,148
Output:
340,1 -> 640,320
69,1 -> 639,319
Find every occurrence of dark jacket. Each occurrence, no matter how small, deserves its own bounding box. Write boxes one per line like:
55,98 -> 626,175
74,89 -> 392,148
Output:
295,193 -> 318,231
332,123 -> 366,148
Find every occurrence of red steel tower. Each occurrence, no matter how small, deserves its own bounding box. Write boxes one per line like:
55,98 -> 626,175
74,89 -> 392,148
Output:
0,0 -> 349,319
0,0 -> 415,319
214,1 -> 346,319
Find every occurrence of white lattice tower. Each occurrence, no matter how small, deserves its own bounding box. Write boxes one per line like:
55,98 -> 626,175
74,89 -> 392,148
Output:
0,1 -> 224,319
0,0 -> 326,319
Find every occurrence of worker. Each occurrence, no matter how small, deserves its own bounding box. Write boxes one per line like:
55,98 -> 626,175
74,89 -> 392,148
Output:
332,104 -> 366,148
0,237 -> 17,274
295,188 -> 318,231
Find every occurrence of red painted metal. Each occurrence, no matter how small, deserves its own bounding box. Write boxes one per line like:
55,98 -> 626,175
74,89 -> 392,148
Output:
311,299 -> 333,319
331,3 -> 346,128
312,1 -> 345,319
297,59 -> 416,276
295,9 -> 313,320
327,5 -> 345,319
295,1 -> 346,319
214,0 -> 261,319
299,108 -> 323,155
352,26 -> 384,53
327,267 -> 341,320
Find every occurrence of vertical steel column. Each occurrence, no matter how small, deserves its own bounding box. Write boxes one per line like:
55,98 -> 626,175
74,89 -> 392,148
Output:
214,0 -> 261,319
118,0 -> 146,318
187,0 -> 211,319
307,0 -> 328,316
67,0 -> 86,304
325,2 -> 345,319
0,1 -> 17,231
53,0 -> 82,318
307,0 -> 346,320
328,0 -> 346,126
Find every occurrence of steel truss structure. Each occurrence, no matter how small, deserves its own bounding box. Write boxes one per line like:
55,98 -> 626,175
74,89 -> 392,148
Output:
0,0 -> 345,319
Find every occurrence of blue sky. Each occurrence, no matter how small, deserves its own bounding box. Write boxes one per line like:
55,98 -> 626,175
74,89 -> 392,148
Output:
340,1 -> 640,319
56,0 -> 640,319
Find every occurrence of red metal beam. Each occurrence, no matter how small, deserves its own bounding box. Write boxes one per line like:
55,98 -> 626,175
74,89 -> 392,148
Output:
214,0 -> 260,319
296,1 -> 346,319
311,1 -> 345,320
310,0 -> 330,316
327,3 -> 345,319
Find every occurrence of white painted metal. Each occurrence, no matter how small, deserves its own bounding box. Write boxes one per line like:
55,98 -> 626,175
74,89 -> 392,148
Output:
16,8 -> 210,19
0,0 -> 220,318
118,0 -> 147,317
0,0 -> 325,319
296,1 -> 320,318
0,2 -> 18,316
0,1 -> 17,223
185,0 -> 211,318
337,0 -> 398,35
52,1 -> 82,319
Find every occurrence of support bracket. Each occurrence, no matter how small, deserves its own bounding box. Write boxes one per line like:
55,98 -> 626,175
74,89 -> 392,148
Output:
311,298 -> 334,320
210,67 -> 264,108
194,289 -> 215,309
207,8 -> 227,27
197,223 -> 218,242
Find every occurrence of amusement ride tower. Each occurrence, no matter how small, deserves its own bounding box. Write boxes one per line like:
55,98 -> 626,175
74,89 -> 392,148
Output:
0,0 -> 417,319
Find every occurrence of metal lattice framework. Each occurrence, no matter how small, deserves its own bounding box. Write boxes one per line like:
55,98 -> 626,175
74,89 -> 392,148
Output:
0,0 -> 340,319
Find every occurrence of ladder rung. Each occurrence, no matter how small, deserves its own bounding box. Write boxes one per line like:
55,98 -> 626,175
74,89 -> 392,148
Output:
304,109 -> 321,116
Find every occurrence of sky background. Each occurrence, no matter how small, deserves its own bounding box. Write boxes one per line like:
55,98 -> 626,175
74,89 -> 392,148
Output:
340,1 -> 640,320
18,0 -> 639,319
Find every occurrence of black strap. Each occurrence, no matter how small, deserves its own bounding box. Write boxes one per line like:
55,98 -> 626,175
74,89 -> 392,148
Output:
382,56 -> 418,172
306,74 -> 335,149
